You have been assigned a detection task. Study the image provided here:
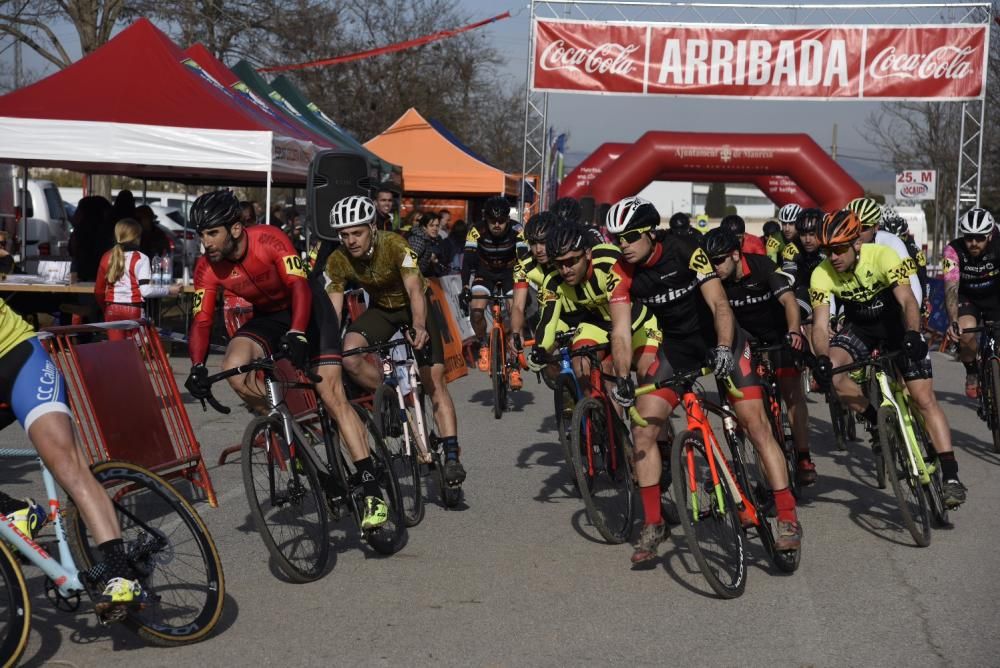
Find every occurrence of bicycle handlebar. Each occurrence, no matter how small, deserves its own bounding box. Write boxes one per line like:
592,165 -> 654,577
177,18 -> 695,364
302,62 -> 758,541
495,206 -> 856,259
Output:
197,348 -> 323,415
828,349 -> 903,377
622,368 -> 745,428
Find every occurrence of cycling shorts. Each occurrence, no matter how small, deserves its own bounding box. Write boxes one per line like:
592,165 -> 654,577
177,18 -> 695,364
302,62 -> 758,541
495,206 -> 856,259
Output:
957,296 -> 1000,324
831,322 -> 932,382
471,267 -> 514,298
0,338 -> 72,433
570,316 -> 674,401
346,297 -> 445,368
660,327 -> 764,405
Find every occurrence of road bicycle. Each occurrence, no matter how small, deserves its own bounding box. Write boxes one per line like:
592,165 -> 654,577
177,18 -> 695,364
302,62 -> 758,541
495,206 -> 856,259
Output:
829,348 -> 949,546
200,351 -> 406,583
632,368 -> 800,598
463,282 -> 517,419
963,320 -> 1000,454
0,450 -> 225,665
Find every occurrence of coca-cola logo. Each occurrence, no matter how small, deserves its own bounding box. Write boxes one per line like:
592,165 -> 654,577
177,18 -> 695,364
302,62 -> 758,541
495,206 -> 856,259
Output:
539,39 -> 640,76
868,45 -> 976,80
899,183 -> 929,198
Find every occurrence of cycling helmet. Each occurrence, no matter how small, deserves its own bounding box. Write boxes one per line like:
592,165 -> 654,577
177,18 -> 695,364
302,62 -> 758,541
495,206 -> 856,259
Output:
551,197 -> 582,223
546,220 -> 588,259
762,220 -> 781,237
818,210 -> 862,247
329,195 -> 376,229
703,228 -> 740,259
778,203 -> 803,224
190,190 -> 240,231
959,207 -> 995,235
605,196 -> 659,235
795,208 -> 825,234
719,214 -> 746,235
483,196 -> 511,221
524,211 -> 559,243
669,211 -> 692,231
846,197 -> 883,228
880,208 -> 909,237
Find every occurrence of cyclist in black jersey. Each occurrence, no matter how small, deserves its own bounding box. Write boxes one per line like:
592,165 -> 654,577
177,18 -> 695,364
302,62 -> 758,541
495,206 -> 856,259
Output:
781,208 -> 827,321
881,208 -> 930,316
605,197 -> 802,557
705,229 -> 816,486
461,196 -> 526,373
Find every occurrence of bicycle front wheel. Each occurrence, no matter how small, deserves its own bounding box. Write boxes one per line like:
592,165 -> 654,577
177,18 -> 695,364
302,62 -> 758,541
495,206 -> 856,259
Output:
553,374 -> 579,487
490,327 -> 506,419
68,461 -> 225,646
827,391 -> 848,451
878,407 -> 931,547
354,405 -> 407,555
989,357 -> 1000,454
569,397 -> 635,544
0,541 -> 29,667
671,431 -> 747,598
374,385 -> 424,527
242,416 -> 330,582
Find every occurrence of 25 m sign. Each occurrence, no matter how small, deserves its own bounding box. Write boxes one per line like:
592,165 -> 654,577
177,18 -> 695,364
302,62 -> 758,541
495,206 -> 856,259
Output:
896,170 -> 936,201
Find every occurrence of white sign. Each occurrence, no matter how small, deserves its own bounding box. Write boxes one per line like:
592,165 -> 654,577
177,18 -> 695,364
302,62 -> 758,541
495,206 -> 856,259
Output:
895,169 -> 936,201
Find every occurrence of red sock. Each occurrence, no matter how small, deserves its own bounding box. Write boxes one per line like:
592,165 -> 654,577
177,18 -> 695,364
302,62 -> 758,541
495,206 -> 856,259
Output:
640,484 -> 662,526
773,487 -> 797,524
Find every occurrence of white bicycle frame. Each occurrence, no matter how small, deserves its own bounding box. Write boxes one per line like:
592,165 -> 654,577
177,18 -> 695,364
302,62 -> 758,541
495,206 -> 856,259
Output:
382,344 -> 431,460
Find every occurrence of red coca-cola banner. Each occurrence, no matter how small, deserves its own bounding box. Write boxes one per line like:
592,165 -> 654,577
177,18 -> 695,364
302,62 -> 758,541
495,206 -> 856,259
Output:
532,19 -> 988,100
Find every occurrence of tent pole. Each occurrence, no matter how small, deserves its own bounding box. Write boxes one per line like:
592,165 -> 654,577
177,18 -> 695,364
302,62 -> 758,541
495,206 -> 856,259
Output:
18,164 -> 28,270
265,167 -> 272,226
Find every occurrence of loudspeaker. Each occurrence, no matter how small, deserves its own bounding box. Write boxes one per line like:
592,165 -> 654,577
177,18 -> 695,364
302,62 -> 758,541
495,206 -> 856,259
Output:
580,197 -> 596,226
307,150 -> 377,241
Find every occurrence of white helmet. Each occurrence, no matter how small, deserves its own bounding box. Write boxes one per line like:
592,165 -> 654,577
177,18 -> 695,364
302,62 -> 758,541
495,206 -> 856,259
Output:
959,207 -> 995,235
330,195 -> 376,229
605,196 -> 658,235
777,203 -> 803,224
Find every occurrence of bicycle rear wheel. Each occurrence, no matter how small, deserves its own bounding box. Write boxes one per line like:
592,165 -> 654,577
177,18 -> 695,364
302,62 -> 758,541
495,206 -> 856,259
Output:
241,416 -> 330,582
353,405 -> 407,555
568,397 -> 635,544
878,407 -> 931,547
68,461 -> 225,645
671,431 -> 747,598
553,374 -> 580,487
913,415 -> 950,528
374,385 -> 424,527
490,327 -> 506,419
0,541 -> 29,667
828,391 -> 848,451
989,357 -> 1000,454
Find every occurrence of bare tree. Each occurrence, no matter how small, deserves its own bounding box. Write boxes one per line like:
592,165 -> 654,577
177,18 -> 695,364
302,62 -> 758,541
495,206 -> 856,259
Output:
0,0 -> 126,68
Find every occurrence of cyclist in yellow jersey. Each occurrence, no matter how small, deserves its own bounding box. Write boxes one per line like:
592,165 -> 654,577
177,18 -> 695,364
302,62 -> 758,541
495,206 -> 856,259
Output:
0,300 -> 147,618
809,210 -> 967,508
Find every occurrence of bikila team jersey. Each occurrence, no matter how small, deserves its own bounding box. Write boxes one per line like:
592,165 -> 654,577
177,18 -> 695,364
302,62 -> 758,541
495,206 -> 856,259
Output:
720,253 -> 794,342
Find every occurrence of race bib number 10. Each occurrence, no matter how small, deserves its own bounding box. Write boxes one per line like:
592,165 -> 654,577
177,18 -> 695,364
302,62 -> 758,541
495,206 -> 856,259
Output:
282,255 -> 307,278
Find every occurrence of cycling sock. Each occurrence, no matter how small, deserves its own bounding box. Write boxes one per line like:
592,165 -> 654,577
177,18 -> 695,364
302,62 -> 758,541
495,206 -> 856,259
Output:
639,484 -> 662,526
0,492 -> 27,516
938,451 -> 959,480
354,457 -> 382,499
441,436 -> 460,462
962,361 -> 977,375
795,450 -> 812,462
773,487 -> 796,523
862,404 -> 878,426
95,539 -> 133,581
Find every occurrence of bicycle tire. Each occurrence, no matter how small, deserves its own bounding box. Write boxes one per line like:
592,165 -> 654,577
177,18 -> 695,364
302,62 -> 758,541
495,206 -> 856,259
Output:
354,405 -> 408,555
374,385 -> 424,527
241,416 -> 331,582
768,389 -> 799,500
990,358 -> 1000,454
827,392 -> 848,451
846,409 -> 858,442
553,374 -> 580,485
568,397 -> 635,544
912,416 -> 950,528
878,407 -> 931,547
490,327 -> 505,419
0,541 -> 29,667
67,461 -> 225,645
671,430 -> 747,598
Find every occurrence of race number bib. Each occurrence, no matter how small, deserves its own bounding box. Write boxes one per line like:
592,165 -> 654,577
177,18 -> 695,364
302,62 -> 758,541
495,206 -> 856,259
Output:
192,289 -> 206,315
282,254 -> 307,278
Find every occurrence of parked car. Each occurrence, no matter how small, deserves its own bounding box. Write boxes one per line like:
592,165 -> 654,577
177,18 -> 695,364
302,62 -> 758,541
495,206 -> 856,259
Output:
8,177 -> 71,273
147,204 -> 201,273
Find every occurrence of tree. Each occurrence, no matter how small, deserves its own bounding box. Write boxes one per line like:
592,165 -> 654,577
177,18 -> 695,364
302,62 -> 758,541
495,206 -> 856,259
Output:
705,183 -> 727,218
0,0 -> 126,68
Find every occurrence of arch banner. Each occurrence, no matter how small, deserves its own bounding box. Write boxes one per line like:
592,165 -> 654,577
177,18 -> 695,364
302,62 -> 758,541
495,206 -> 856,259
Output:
532,18 -> 989,100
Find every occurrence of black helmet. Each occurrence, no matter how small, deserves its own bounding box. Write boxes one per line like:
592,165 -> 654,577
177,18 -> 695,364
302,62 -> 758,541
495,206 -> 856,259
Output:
703,228 -> 740,259
483,196 -> 510,221
762,220 -> 781,237
719,214 -> 746,235
191,190 -> 240,231
669,211 -> 692,232
795,208 -> 825,234
546,220 -> 588,259
524,211 -> 559,243
551,197 -> 582,223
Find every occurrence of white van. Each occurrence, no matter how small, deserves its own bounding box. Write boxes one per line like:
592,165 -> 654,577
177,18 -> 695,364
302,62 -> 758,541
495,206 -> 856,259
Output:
2,170 -> 71,272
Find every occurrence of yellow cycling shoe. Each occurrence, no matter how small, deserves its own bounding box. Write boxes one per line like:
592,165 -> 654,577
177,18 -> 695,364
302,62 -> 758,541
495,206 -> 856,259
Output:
95,577 -> 147,620
361,496 -> 389,530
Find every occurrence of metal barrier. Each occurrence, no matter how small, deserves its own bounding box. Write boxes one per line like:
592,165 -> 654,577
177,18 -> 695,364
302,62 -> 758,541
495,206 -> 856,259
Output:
40,320 -> 218,506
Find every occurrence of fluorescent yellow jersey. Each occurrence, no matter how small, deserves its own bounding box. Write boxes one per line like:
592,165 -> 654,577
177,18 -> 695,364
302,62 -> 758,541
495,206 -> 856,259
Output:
0,300 -> 36,358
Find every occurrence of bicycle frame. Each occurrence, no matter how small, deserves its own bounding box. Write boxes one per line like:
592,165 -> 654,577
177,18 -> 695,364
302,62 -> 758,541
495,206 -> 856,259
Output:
870,364 -> 936,487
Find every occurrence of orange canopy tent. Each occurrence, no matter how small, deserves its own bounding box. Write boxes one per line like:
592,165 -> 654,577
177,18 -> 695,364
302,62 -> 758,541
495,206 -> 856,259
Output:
365,108 -> 518,197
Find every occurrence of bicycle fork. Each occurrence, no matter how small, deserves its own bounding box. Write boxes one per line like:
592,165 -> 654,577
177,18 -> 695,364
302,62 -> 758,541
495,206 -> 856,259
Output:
877,373 -> 934,486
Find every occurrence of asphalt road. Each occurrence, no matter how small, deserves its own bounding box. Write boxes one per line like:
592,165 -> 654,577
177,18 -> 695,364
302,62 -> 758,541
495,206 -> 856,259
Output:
3,350 -> 999,667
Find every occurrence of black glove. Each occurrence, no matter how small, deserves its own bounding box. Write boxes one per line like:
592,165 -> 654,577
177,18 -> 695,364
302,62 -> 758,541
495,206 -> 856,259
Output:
611,376 -> 636,408
813,354 -> 833,386
709,345 -> 734,379
185,364 -> 210,401
527,347 -> 547,372
902,330 -> 928,362
281,331 -> 310,369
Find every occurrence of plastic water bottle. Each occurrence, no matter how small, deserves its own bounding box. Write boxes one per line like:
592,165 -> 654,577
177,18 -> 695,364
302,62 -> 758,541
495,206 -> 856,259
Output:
151,255 -> 162,286
161,255 -> 172,284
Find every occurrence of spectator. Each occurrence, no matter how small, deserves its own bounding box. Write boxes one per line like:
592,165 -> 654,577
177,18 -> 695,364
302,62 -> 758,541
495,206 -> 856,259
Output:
240,201 -> 257,226
445,219 -> 467,274
285,209 -> 307,255
269,203 -> 285,227
69,195 -> 114,282
135,205 -> 172,259
374,183 -> 396,231
438,209 -> 452,238
111,189 -> 136,223
401,209 -> 421,238
408,212 -> 448,277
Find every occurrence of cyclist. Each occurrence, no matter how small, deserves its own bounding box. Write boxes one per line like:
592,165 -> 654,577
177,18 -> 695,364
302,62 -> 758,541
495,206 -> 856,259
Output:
604,197 -> 803,562
552,196 -> 606,244
325,196 -> 466,486
667,212 -> 704,243
183,190 -> 389,529
762,219 -> 783,263
846,197 -> 922,308
881,207 -> 930,317
943,207 -> 1000,398
461,196 -> 526,373
809,210 -> 967,508
719,214 -> 767,256
704,228 -> 816,486
0,300 -> 146,617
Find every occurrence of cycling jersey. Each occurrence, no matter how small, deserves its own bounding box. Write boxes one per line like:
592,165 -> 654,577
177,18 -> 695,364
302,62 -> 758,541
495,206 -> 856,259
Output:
874,230 -> 921,306
782,240 -> 826,317
721,254 -> 793,342
765,234 -> 785,263
742,234 -> 767,256
189,225 -> 311,365
513,253 -> 550,291
95,247 -> 170,309
325,231 -> 425,309
0,299 -> 36,359
461,223 -> 526,288
942,235 -> 1000,302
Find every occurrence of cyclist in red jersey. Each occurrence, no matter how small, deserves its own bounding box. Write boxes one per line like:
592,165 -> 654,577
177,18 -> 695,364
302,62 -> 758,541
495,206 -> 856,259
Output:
184,190 -> 389,529
720,214 -> 767,256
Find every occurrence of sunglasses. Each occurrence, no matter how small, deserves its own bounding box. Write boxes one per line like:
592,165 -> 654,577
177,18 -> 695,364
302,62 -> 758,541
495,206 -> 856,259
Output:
709,255 -> 731,266
613,227 -> 652,245
964,234 -> 988,243
824,243 -> 854,256
554,253 -> 585,269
